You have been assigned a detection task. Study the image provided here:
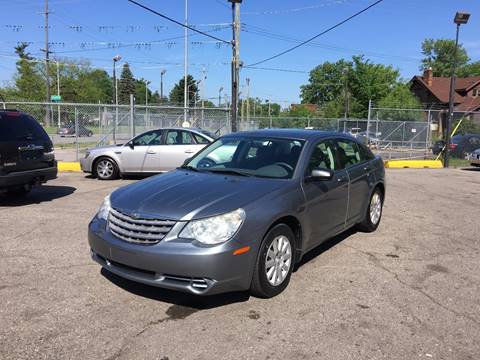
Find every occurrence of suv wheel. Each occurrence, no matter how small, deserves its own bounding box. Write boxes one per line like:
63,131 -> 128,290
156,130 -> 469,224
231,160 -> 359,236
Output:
95,158 -> 119,180
358,187 -> 383,232
250,224 -> 295,298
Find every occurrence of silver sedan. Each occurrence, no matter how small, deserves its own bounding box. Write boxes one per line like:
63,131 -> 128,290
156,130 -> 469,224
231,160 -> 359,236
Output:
468,148 -> 480,167
80,128 -> 216,180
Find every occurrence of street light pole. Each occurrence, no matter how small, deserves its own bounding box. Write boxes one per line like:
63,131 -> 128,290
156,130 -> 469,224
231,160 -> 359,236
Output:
145,80 -> 150,127
445,12 -> 470,168
160,69 -> 166,103
183,0 -> 188,123
56,60 -> 60,127
112,55 -> 121,144
218,87 -> 223,107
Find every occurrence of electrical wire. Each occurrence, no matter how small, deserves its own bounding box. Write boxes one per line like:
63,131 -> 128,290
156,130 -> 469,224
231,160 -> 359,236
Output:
127,0 -> 230,45
247,0 -> 384,67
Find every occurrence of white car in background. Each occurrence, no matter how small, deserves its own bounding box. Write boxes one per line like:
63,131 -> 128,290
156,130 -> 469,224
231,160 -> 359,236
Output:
468,148 -> 480,167
80,128 -> 217,180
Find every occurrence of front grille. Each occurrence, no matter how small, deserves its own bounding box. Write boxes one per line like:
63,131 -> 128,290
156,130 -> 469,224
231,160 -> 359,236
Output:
108,208 -> 176,245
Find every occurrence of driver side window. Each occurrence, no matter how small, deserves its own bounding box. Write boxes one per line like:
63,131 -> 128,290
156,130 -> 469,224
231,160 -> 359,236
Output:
307,140 -> 337,173
132,130 -> 163,146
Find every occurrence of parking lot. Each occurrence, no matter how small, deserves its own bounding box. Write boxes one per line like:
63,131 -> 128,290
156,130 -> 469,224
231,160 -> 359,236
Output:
1,168 -> 479,360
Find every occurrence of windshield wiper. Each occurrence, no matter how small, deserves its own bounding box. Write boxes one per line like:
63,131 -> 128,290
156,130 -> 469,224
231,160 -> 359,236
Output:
178,165 -> 201,172
205,169 -> 252,177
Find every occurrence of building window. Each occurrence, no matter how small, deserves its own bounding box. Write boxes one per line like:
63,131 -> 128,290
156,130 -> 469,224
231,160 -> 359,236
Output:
473,88 -> 479,97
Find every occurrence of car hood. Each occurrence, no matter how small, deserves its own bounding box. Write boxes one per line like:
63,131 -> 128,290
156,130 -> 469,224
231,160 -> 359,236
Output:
89,144 -> 123,152
110,170 -> 286,221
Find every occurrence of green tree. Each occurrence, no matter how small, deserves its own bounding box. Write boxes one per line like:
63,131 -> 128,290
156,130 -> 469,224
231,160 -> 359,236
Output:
134,79 -> 152,106
169,75 -> 198,106
13,43 -> 45,101
301,56 -> 400,118
453,117 -> 480,135
118,63 -> 136,104
458,61 -> 480,77
420,39 -> 469,76
376,83 -> 423,120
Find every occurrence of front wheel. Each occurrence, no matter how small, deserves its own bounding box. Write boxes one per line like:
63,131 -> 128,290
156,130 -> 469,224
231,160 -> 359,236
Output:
357,187 -> 383,232
95,158 -> 119,180
250,224 -> 295,298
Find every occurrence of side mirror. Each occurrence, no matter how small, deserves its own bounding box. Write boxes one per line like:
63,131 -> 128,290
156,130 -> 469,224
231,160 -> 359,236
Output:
307,168 -> 334,181
128,141 -> 134,149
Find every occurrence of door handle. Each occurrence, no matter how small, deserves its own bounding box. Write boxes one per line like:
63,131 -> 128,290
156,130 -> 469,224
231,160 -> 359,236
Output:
337,177 -> 346,183
185,150 -> 195,154
147,150 -> 156,154
363,166 -> 371,171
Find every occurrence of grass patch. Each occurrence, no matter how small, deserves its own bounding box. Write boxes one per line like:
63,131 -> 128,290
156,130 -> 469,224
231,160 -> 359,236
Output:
448,158 -> 471,168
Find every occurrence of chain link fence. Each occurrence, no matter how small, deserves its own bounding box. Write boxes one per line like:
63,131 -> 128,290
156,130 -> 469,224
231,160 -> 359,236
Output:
7,101 -> 476,161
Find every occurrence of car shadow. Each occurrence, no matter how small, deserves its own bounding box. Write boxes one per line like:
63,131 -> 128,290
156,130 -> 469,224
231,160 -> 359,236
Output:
0,185 -> 76,206
100,268 -> 251,309
295,227 -> 358,271
460,167 -> 480,172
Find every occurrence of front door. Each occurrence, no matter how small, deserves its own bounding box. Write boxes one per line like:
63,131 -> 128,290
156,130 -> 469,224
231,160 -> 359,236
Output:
302,139 -> 349,248
120,130 -> 162,173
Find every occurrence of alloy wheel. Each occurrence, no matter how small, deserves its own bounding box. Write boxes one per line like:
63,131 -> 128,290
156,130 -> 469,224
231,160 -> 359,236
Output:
370,192 -> 382,225
265,235 -> 292,286
97,160 -> 114,179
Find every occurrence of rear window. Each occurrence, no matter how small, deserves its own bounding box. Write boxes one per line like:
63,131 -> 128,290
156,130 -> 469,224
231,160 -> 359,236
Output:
0,113 -> 49,142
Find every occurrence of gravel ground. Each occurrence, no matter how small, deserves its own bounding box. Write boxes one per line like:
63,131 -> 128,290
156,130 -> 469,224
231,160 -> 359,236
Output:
1,169 -> 479,360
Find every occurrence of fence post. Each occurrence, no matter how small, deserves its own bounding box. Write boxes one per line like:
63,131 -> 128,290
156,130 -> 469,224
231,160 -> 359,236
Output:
75,106 -> 79,161
367,99 -> 372,140
130,94 -> 135,138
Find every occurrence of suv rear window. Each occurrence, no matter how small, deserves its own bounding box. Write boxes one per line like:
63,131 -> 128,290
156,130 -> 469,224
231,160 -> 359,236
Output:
0,113 -> 49,142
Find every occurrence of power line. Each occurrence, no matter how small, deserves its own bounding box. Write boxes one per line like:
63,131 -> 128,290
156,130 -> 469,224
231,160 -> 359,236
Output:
247,0 -> 384,67
243,65 -> 309,74
127,0 -> 230,45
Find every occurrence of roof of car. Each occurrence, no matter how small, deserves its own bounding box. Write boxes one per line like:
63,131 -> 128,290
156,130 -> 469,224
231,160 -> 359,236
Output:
222,128 -> 351,141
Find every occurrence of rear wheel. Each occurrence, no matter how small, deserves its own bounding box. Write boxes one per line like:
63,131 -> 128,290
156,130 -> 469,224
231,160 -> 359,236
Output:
94,158 -> 119,180
357,187 -> 383,232
250,224 -> 295,298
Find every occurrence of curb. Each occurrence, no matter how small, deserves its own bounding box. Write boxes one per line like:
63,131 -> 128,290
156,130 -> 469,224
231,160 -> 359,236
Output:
384,160 -> 443,169
58,161 -> 82,172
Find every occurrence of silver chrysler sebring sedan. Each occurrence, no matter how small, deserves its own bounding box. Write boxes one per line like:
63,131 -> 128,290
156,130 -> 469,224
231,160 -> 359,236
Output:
89,129 -> 385,298
80,128 -> 216,180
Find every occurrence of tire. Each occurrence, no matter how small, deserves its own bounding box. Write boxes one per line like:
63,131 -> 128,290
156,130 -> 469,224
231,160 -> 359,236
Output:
94,157 -> 119,180
357,187 -> 384,232
250,224 -> 295,298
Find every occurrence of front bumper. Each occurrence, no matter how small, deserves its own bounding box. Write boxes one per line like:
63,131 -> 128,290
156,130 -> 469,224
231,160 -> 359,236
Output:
80,157 -> 94,173
468,153 -> 480,166
88,217 -> 257,295
0,165 -> 57,188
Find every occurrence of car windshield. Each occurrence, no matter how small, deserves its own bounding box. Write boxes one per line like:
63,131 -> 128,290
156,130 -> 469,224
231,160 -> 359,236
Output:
186,136 -> 305,179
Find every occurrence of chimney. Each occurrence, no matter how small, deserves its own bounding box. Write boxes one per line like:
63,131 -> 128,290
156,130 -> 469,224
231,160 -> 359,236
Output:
424,67 -> 433,87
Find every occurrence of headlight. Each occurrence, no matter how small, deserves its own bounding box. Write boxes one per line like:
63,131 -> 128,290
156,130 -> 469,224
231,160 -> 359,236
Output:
179,208 -> 245,245
97,194 -> 111,220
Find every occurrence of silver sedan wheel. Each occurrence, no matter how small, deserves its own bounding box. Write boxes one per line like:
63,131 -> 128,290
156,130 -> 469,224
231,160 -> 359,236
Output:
370,192 -> 382,225
97,160 -> 114,179
265,235 -> 292,286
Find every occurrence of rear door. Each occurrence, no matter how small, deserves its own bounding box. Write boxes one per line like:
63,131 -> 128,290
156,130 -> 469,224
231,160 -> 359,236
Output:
154,130 -> 204,172
335,138 -> 371,224
0,112 -> 53,174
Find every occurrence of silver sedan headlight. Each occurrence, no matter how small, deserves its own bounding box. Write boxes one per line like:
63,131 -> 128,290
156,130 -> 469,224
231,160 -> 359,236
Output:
179,208 -> 246,245
97,194 -> 111,220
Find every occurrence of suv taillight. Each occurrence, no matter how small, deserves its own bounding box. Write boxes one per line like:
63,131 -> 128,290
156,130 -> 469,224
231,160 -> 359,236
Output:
449,143 -> 457,150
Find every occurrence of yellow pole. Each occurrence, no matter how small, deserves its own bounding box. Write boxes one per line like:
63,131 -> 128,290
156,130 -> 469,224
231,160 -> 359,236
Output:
436,118 -> 464,161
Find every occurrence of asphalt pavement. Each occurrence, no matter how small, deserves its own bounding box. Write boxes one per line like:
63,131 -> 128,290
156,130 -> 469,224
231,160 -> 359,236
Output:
1,169 -> 479,360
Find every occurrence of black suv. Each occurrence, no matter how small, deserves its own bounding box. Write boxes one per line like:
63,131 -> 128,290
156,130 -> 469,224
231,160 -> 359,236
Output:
0,110 -> 57,195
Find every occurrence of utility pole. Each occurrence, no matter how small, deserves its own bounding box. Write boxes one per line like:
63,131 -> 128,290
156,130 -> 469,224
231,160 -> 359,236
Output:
44,0 -> 51,126
183,0 -> 188,123
56,60 -> 60,127
229,0 -> 242,133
